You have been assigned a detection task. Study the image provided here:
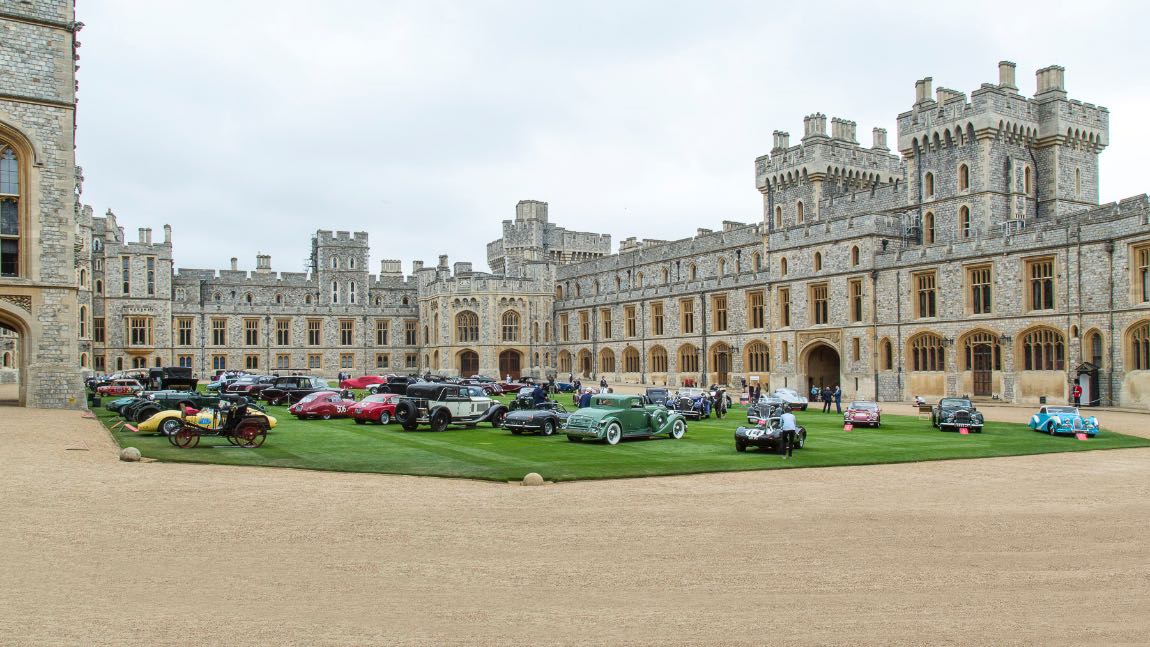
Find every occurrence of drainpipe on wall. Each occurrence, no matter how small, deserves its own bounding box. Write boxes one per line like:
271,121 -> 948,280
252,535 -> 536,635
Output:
1106,240 -> 1115,406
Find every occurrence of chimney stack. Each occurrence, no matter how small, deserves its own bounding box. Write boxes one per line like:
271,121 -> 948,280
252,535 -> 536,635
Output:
230,257 -> 238,271
137,227 -> 146,244
914,77 -> 934,104
163,224 -> 172,244
771,130 -> 791,152
872,127 -> 889,151
998,61 -> 1017,91
144,228 -> 152,244
255,254 -> 272,273
802,113 -> 827,141
1035,65 -> 1066,96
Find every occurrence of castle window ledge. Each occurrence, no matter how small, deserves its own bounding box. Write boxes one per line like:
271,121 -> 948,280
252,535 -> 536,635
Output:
125,347 -> 153,354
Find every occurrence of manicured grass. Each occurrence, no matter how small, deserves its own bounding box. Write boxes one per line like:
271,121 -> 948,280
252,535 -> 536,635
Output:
94,399 -> 1150,482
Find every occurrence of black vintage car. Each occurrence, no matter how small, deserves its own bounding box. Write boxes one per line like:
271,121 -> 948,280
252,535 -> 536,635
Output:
368,375 -> 421,395
644,388 -> 671,407
931,397 -> 985,432
260,376 -> 333,405
508,386 -> 542,411
746,396 -> 786,425
734,416 -> 807,453
502,401 -> 570,436
145,367 -> 198,392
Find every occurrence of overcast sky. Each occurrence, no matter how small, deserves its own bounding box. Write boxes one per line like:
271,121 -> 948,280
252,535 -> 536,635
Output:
75,0 -> 1150,275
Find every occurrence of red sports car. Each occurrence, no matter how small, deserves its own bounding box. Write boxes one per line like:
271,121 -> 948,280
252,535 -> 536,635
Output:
96,379 -> 145,397
288,391 -> 358,420
350,392 -> 402,425
844,400 -> 882,428
339,375 -> 389,390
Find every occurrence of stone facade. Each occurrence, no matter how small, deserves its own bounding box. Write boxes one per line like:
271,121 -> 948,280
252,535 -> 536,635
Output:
0,0 -> 87,408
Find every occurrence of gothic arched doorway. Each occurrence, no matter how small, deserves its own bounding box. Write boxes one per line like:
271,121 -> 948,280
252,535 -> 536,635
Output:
577,350 -> 592,378
805,343 -> 840,393
498,349 -> 522,380
710,343 -> 731,385
458,349 -> 478,377
0,310 -> 30,407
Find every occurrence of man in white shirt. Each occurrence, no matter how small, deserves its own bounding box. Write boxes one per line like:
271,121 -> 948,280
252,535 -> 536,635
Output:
779,406 -> 798,459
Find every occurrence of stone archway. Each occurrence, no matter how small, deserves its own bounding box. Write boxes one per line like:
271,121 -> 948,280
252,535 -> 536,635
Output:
498,349 -> 522,380
804,343 -> 840,393
458,349 -> 478,377
577,350 -> 592,378
0,307 -> 31,407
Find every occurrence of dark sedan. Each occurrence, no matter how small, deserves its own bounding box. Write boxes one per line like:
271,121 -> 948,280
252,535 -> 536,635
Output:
502,401 -> 570,436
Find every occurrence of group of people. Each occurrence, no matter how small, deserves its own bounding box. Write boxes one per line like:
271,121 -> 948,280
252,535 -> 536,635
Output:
811,385 -> 843,414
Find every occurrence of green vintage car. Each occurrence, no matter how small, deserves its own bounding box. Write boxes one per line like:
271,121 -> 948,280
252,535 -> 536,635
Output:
564,393 -> 687,445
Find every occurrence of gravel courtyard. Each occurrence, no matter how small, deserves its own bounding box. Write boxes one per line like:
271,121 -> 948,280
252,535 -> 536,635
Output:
2,397 -> 1149,646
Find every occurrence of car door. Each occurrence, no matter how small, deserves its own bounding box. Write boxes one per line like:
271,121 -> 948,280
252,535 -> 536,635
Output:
620,398 -> 649,436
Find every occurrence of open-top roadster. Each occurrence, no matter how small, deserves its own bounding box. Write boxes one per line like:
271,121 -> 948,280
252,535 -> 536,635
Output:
502,401 -> 570,436
135,398 -> 277,448
1028,405 -> 1099,436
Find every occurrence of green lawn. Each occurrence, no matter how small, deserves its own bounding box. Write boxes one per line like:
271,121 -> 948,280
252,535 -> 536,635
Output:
94,396 -> 1150,482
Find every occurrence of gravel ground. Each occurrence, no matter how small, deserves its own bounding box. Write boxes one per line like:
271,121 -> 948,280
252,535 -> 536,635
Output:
2,393 -> 1149,646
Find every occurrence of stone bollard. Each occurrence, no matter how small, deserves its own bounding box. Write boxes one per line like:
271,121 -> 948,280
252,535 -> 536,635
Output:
119,447 -> 142,462
521,472 -> 544,486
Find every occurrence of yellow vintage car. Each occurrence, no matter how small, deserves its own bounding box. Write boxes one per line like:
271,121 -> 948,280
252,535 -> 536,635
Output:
137,406 -> 278,437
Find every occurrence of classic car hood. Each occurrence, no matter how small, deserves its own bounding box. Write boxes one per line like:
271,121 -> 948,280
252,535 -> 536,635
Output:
505,408 -> 550,420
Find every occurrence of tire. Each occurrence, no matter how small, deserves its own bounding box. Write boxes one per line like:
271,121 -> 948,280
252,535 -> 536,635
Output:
133,405 -> 160,423
735,439 -> 746,452
540,420 -> 555,437
604,422 -> 622,446
669,419 -> 686,440
159,417 -> 184,436
567,435 -> 581,443
354,419 -> 365,425
1047,422 -> 1057,435
321,413 -> 332,421
490,409 -> 506,428
172,426 -> 200,449
395,400 -> 419,430
430,408 -> 451,432
379,411 -> 390,425
796,432 -> 806,449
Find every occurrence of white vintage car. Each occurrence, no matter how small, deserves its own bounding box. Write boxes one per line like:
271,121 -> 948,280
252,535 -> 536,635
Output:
771,388 -> 810,411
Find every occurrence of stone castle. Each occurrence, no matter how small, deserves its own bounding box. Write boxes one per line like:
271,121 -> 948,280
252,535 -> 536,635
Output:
2,1 -> 1148,408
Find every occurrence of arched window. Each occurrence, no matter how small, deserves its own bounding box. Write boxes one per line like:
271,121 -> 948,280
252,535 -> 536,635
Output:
501,310 -> 520,342
636,272 -> 644,288
961,331 -> 1002,371
79,268 -> 86,286
661,268 -> 669,284
558,350 -> 572,373
909,333 -> 945,372
774,206 -> 783,228
1024,166 -> 1032,195
649,346 -> 668,373
1129,322 -> 1150,371
214,292 -> 222,302
555,285 -> 563,299
677,344 -> 699,373
245,293 -> 253,305
544,321 -> 551,342
813,251 -> 822,272
599,348 -> 616,373
402,296 -> 409,306
1,146 -> 22,277
331,281 -> 339,304
1075,168 -> 1082,196
532,321 -> 539,343
95,279 -> 103,295
305,294 -> 313,305
959,206 -> 971,239
851,246 -> 860,266
689,264 -> 697,281
752,252 -> 762,272
958,164 -> 969,191
2,351 -> 10,367
80,353 -> 88,368
796,201 -> 805,224
331,257 -> 338,269
275,293 -> 283,304
924,172 -> 934,198
746,341 -> 769,372
879,338 -> 893,370
349,281 -> 357,304
1021,328 -> 1065,370
348,256 -> 356,269
1085,330 -> 1104,368
623,347 -> 640,373
79,305 -> 87,338
575,284 -> 582,297
780,257 -> 788,276
924,212 -> 935,245
594,280 -> 600,295
718,258 -> 726,277
615,275 -> 621,291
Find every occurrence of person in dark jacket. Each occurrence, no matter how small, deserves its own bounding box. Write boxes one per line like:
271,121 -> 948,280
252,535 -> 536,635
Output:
579,390 -> 593,409
532,385 -> 547,406
834,385 -> 842,413
821,386 -> 833,413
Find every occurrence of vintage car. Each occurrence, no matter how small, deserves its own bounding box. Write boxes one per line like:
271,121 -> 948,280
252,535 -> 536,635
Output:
117,391 -> 211,423
931,397 -> 985,432
747,395 -> 786,425
136,400 -> 278,437
772,388 -> 810,411
260,375 -> 334,405
459,379 -> 503,395
644,387 -> 671,407
670,388 -> 711,420
105,395 -> 143,414
288,391 -> 358,419
502,401 -> 570,436
350,392 -> 402,425
225,375 -> 278,397
508,386 -> 545,411
143,366 -> 199,392
553,381 -> 575,393
340,375 -> 388,390
734,416 -> 807,453
844,400 -> 882,428
1028,405 -> 1100,436
564,393 -> 687,445
367,375 -> 421,395
393,383 -> 508,431
96,379 -> 145,397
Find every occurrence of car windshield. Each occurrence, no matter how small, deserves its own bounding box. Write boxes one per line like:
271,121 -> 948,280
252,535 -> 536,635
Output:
518,387 -> 535,396
361,394 -> 396,404
774,389 -> 804,399
940,398 -> 972,408
679,389 -> 705,397
1047,406 -> 1078,415
848,402 -> 878,410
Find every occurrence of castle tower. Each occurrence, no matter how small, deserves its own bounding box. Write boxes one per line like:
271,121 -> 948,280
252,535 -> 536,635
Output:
311,231 -> 370,307
755,114 -> 904,230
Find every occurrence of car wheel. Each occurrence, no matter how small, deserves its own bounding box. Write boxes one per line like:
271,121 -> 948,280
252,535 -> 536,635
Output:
133,405 -> 160,423
1047,422 -> 1057,435
796,432 -> 806,449
567,435 -> 581,443
430,409 -> 451,432
669,419 -> 685,440
321,413 -> 332,420
159,417 -> 183,436
379,411 -> 391,425
541,420 -> 555,436
604,422 -> 622,445
735,439 -> 746,452
395,400 -> 419,430
490,410 -> 506,428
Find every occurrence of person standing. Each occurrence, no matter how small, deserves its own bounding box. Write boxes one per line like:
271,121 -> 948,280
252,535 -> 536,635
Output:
834,385 -> 842,414
821,386 -> 832,413
579,389 -> 593,409
600,377 -> 608,389
1072,383 -> 1082,406
779,405 -> 798,459
811,385 -> 820,401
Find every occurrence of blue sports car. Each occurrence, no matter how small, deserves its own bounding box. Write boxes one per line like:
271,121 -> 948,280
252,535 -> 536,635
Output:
1028,405 -> 1099,436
